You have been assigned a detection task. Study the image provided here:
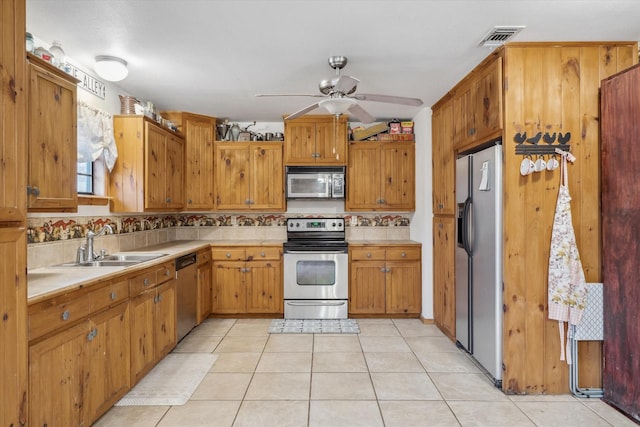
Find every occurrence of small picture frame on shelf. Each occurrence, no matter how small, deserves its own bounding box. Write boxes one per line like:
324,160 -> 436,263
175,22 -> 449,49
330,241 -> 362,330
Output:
238,132 -> 251,141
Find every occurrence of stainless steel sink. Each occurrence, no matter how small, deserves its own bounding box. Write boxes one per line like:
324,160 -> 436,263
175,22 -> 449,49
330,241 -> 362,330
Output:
55,253 -> 168,268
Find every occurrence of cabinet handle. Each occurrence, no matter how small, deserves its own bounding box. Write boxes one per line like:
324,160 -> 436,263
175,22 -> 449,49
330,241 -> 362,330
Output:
401,252 -> 406,257
438,203 -> 444,209
61,310 -> 70,321
165,269 -> 171,276
27,186 -> 40,196
155,294 -> 162,303
226,253 -> 232,258
87,328 -> 98,342
110,291 -> 117,300
380,267 -> 386,272
438,223 -> 443,229
187,199 -> 192,204
143,278 -> 150,286
260,252 -> 266,257
166,197 -> 171,203
366,253 -> 372,258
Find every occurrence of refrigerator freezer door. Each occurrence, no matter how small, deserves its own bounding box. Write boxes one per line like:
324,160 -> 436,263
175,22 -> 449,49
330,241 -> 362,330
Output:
470,145 -> 503,382
455,155 -> 472,352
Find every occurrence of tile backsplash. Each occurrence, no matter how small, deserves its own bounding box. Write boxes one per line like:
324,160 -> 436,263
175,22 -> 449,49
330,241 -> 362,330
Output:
27,213 -> 411,269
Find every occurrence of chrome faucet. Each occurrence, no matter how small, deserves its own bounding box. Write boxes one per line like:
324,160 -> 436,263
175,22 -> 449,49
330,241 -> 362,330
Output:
82,224 -> 113,262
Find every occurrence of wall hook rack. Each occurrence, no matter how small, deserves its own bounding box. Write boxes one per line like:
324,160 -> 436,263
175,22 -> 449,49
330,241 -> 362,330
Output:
514,131 -> 571,156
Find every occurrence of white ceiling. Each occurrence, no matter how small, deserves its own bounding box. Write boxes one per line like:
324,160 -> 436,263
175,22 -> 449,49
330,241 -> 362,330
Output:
27,0 -> 640,122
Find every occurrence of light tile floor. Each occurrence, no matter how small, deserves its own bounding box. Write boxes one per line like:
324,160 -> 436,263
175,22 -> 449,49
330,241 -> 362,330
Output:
93,318 -> 636,427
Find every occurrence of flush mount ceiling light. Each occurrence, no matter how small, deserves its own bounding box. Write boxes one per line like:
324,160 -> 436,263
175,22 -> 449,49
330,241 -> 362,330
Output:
94,55 -> 128,82
319,97 -> 356,116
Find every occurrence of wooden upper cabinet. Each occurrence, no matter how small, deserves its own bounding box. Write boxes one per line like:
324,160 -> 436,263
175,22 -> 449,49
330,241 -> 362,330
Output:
432,99 -> 455,215
162,112 -> 215,210
27,53 -> 78,212
110,115 -> 185,212
347,141 -> 415,211
453,57 -> 503,150
284,115 -> 347,165
214,142 -> 284,211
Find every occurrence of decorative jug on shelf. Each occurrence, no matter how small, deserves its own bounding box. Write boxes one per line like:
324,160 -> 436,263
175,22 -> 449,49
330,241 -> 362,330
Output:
229,123 -> 241,141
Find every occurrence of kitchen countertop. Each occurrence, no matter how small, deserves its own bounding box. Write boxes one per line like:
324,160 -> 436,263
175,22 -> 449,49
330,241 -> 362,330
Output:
27,239 -> 419,303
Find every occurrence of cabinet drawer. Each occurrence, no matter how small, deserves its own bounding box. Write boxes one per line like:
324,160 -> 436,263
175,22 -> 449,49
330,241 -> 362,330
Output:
155,261 -> 175,284
350,248 -> 386,261
212,248 -> 246,261
246,246 -> 281,261
129,269 -> 158,296
29,293 -> 92,341
386,247 -> 421,261
198,250 -> 212,265
90,279 -> 129,312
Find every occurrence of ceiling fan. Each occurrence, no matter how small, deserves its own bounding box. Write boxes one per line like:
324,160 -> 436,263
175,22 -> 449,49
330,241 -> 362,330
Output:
255,56 -> 423,123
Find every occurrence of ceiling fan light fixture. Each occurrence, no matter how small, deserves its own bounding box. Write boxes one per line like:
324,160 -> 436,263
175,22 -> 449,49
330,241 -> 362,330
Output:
319,97 -> 356,116
94,55 -> 128,81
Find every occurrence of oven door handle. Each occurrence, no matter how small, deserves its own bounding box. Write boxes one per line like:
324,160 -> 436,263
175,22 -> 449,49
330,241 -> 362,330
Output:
285,301 -> 347,306
284,250 -> 347,254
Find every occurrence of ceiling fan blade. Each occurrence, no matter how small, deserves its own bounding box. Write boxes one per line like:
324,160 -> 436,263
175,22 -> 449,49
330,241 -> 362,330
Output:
255,93 -> 323,98
354,93 -> 423,106
285,102 -> 321,120
333,75 -> 360,94
348,104 -> 375,124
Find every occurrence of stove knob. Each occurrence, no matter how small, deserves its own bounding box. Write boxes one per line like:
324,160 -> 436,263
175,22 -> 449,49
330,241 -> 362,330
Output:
296,223 -> 300,227
332,222 -> 336,227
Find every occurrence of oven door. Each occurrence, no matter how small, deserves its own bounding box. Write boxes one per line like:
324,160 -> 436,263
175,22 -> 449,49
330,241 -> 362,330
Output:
284,251 -> 348,300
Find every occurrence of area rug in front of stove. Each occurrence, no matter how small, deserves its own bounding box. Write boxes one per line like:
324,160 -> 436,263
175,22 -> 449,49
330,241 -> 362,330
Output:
269,319 -> 360,333
115,353 -> 217,406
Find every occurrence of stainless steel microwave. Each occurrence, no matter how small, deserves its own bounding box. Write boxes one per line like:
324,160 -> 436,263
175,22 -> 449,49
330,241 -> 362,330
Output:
286,166 -> 345,200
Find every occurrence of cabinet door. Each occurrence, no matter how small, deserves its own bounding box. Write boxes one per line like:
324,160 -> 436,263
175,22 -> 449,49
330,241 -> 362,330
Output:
386,260 -> 422,314
154,281 -> 177,360
214,143 -> 251,210
29,320 -> 88,427
284,120 -> 316,164
84,302 -> 131,424
246,260 -> 282,314
349,261 -> 386,314
473,57 -> 503,142
315,117 -> 347,164
381,142 -> 415,211
432,101 -> 455,215
129,288 -> 156,384
251,143 -> 284,210
145,122 -> 168,210
165,133 -> 184,209
197,261 -> 212,324
27,62 -> 77,211
433,217 -> 456,339
183,114 -> 214,210
452,82 -> 473,148
346,142 -> 381,210
212,261 -> 246,313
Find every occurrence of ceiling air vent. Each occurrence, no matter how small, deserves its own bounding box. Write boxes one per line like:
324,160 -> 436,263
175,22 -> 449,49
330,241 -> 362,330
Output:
479,26 -> 526,48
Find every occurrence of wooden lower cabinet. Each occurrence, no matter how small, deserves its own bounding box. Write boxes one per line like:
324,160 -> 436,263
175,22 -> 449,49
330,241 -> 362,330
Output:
197,249 -> 213,324
29,302 -> 130,427
130,279 -> 176,384
349,244 -> 421,316
432,216 -> 456,339
211,246 -> 283,315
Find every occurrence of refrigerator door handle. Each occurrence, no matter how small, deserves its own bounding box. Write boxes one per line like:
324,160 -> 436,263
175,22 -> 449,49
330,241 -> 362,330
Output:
462,196 -> 473,256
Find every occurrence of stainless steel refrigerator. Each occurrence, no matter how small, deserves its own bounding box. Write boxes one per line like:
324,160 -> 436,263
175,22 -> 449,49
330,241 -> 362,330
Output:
455,141 -> 503,387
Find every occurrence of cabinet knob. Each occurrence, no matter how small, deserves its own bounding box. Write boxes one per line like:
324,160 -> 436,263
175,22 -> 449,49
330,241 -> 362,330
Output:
438,203 -> 444,209
165,269 -> 171,276
187,199 -> 192,204
110,291 -> 117,300
226,253 -> 231,258
260,252 -> 266,257
366,253 -> 372,258
245,200 -> 251,205
61,310 -> 70,321
27,186 -> 40,196
143,278 -> 150,286
401,252 -> 406,257
166,197 -> 171,203
87,328 -> 98,342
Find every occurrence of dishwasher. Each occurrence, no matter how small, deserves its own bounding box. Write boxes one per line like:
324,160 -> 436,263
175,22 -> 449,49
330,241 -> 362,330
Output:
175,252 -> 198,341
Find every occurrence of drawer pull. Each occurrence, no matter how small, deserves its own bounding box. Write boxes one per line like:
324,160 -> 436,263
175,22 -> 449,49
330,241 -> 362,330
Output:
401,252 -> 406,257
260,252 -> 266,257
110,291 -> 117,300
226,253 -> 231,258
143,278 -> 150,286
367,253 -> 372,258
87,328 -> 98,342
165,269 -> 171,276
61,310 -> 70,321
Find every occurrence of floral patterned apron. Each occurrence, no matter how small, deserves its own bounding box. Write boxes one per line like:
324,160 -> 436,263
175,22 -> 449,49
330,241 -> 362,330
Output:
547,154 -> 588,364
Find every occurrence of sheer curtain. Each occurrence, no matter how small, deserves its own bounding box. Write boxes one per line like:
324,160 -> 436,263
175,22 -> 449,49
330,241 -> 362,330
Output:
77,101 -> 118,171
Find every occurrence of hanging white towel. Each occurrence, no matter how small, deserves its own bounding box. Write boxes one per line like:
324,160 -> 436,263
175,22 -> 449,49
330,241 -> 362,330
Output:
547,154 -> 588,364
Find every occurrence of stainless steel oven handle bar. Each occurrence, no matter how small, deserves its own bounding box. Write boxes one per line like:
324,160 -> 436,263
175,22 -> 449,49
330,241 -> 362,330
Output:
285,301 -> 347,306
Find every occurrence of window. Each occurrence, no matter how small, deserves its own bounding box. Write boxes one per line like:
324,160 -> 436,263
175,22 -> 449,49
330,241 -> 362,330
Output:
77,161 -> 94,194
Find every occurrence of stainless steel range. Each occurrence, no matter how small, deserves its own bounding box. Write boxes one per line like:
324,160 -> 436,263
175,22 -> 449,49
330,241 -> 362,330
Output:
283,217 -> 348,319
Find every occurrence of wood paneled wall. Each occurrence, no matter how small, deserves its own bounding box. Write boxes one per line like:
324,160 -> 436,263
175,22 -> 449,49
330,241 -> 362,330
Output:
501,43 -> 637,393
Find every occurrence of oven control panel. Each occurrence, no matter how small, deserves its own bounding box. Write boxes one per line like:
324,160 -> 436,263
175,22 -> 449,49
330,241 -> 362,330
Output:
287,218 -> 344,232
